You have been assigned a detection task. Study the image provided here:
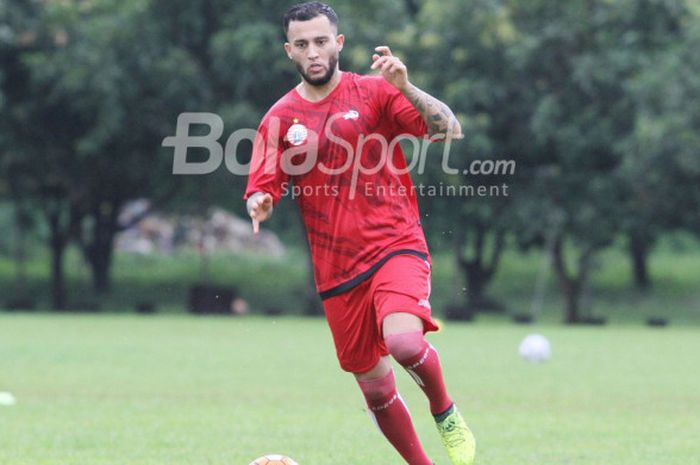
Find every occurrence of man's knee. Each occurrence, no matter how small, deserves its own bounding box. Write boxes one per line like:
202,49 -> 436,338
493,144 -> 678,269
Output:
385,330 -> 425,363
355,357 -> 395,401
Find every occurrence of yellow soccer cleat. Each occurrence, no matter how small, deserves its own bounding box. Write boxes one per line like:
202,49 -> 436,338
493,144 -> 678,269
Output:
435,404 -> 476,465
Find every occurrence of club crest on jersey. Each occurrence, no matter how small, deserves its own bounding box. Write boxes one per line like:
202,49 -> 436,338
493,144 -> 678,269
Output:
343,109 -> 360,120
286,118 -> 308,146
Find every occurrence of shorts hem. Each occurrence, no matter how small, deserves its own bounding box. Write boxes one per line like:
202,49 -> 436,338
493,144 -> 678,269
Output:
338,354 -> 385,374
379,307 -> 439,336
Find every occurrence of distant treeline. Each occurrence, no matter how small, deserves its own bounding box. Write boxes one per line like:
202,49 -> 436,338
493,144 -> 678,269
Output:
0,0 -> 698,322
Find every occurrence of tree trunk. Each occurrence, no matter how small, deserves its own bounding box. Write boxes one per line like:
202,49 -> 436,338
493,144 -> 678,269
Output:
304,271 -> 323,316
84,201 -> 120,294
453,227 -> 506,318
88,237 -> 114,294
562,279 -> 580,324
464,262 -> 493,310
14,207 -> 29,298
551,236 -> 595,324
629,232 -> 651,291
298,213 -> 322,316
48,211 -> 68,310
551,236 -> 579,323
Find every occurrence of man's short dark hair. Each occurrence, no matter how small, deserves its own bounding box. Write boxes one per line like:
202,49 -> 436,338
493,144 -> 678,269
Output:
283,2 -> 339,37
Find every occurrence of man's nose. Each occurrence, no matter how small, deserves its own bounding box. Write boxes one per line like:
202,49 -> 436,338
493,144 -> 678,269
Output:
307,45 -> 320,60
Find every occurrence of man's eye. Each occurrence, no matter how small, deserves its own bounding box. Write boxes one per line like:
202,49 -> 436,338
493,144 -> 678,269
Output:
297,43 -> 306,49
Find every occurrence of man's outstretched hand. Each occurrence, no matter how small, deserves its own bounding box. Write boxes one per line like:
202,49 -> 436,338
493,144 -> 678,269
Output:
247,192 -> 273,234
372,45 -> 464,141
371,46 -> 409,92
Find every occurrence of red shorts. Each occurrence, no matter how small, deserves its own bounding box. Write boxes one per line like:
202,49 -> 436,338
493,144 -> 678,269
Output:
322,253 -> 439,373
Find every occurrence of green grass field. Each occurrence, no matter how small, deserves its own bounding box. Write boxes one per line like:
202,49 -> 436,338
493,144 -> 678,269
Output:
1,314 -> 699,465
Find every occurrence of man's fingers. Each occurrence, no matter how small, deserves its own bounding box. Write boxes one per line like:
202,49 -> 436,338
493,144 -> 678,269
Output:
371,56 -> 390,70
381,61 -> 394,74
374,57 -> 403,74
250,208 -> 260,234
374,45 -> 392,56
386,62 -> 400,74
382,59 -> 404,75
258,193 -> 273,209
381,58 -> 400,72
246,192 -> 272,234
250,195 -> 272,214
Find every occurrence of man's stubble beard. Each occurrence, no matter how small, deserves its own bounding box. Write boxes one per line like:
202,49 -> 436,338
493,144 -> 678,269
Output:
296,54 -> 339,86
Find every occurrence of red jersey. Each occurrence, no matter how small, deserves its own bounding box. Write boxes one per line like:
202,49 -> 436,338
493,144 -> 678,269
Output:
244,71 -> 430,298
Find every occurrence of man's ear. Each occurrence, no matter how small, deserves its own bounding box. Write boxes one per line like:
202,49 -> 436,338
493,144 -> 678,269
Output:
336,34 -> 345,52
284,42 -> 292,59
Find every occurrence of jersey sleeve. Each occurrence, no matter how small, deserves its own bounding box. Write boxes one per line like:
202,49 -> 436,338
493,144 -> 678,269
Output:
243,115 -> 290,204
376,78 -> 428,138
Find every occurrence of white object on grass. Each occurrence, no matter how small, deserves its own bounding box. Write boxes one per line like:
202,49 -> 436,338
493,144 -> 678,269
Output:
0,391 -> 17,406
519,334 -> 551,363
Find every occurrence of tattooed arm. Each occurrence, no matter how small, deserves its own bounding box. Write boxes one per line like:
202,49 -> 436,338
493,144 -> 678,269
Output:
400,83 -> 463,139
371,45 -> 463,140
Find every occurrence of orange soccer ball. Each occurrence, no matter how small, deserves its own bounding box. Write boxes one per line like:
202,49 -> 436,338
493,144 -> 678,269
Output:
248,455 -> 299,465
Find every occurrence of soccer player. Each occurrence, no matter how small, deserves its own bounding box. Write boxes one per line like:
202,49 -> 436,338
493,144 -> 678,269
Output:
244,3 -> 475,464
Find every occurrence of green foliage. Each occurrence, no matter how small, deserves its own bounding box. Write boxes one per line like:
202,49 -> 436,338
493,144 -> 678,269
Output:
0,246 -> 308,313
1,239 -> 699,324
1,0 -> 699,317
623,17 -> 700,234
403,0 -> 696,317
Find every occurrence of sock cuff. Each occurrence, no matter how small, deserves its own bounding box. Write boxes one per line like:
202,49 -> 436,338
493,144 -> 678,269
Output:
357,368 -> 396,401
432,403 -> 455,422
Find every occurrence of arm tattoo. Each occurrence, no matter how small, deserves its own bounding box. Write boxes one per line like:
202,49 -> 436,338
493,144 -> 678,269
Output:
403,84 -> 460,138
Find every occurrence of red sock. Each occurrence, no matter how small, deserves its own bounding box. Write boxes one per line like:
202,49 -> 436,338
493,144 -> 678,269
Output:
386,331 -> 453,415
357,370 -> 433,465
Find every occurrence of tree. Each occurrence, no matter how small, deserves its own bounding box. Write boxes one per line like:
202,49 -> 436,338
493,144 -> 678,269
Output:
398,0 -> 690,321
623,16 -> 700,250
398,0 -> 536,317
507,0 -> 688,322
0,0 -> 89,309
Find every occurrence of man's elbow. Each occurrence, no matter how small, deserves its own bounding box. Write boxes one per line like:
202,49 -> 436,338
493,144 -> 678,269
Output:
428,117 -> 463,141
447,117 -> 464,139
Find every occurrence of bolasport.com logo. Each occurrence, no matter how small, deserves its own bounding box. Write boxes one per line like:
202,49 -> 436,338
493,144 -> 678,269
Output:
162,112 -> 515,199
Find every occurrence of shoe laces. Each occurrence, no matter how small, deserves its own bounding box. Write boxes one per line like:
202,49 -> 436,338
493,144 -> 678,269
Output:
438,416 -> 468,447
